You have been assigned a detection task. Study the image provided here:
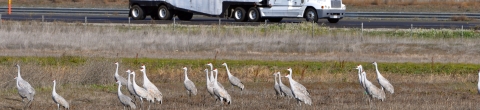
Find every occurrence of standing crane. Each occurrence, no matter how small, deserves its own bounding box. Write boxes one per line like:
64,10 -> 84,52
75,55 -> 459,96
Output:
372,62 -> 394,94
212,69 -> 232,105
205,69 -> 215,97
286,68 -> 312,105
273,72 -> 283,98
14,64 -> 35,109
355,65 -> 366,91
129,70 -> 153,109
116,80 -> 137,110
114,62 -> 128,86
206,63 -> 224,89
125,70 -> 138,104
277,72 -> 294,98
221,62 -> 245,91
140,65 -> 163,105
361,70 -> 385,101
52,80 -> 69,110
182,67 -> 198,97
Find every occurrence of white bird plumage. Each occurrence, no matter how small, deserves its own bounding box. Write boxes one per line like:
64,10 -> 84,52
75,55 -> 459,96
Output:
355,65 -> 366,91
140,65 -> 163,104
125,70 -> 138,103
372,62 -> 394,94
114,62 -> 128,86
222,62 -> 245,91
52,80 -> 69,110
277,72 -> 294,98
361,70 -> 385,101
14,64 -> 35,109
116,80 -> 137,110
212,69 -> 232,105
205,69 -> 215,97
129,70 -> 153,108
183,67 -> 197,97
206,63 -> 225,89
286,68 -> 312,105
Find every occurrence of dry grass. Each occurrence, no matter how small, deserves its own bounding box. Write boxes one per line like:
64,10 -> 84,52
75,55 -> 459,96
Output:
1,60 -> 480,109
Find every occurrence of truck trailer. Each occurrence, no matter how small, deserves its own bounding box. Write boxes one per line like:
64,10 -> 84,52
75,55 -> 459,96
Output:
129,0 -> 345,23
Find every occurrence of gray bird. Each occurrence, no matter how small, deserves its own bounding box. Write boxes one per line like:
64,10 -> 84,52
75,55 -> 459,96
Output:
221,62 -> 245,91
372,62 -> 394,94
361,70 -> 385,101
115,62 -> 128,86
116,80 -> 137,110
273,72 -> 283,98
205,69 -> 214,96
277,72 -> 294,98
52,80 -> 69,110
126,70 -> 138,103
140,65 -> 163,105
212,69 -> 232,105
182,67 -> 197,97
129,70 -> 153,109
286,68 -> 312,105
14,64 -> 35,109
206,63 -> 225,90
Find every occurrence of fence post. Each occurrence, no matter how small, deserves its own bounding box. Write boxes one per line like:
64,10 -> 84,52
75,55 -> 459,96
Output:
410,24 -> 413,38
219,19 -> 221,26
311,21 -> 314,38
361,22 -> 363,41
42,15 -> 44,22
0,14 -> 2,28
173,17 -> 175,31
85,16 -> 87,25
461,25 -> 464,39
264,20 -> 268,37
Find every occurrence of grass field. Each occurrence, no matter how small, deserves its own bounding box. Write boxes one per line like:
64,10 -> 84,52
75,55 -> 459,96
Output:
1,21 -> 480,109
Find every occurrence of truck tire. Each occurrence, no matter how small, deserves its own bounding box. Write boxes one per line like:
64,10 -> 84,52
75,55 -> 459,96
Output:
233,7 -> 247,22
327,19 -> 340,23
305,8 -> 318,22
157,5 -> 173,20
177,11 -> 193,21
131,5 -> 146,20
247,7 -> 261,22
268,18 -> 282,22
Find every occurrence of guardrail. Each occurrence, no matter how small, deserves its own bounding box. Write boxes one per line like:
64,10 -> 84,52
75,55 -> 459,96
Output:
1,7 -> 479,19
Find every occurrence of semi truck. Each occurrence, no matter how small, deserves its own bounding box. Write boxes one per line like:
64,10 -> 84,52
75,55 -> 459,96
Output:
128,0 -> 345,23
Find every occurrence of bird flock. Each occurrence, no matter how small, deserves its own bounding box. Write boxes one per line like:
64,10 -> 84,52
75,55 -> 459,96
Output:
13,61 -> 402,109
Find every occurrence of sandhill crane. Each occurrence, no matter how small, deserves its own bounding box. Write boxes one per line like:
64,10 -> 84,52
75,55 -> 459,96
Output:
361,70 -> 385,101
183,67 -> 198,97
116,80 -> 136,110
286,68 -> 312,105
273,72 -> 283,98
14,64 -> 35,109
129,70 -> 153,109
205,69 -> 215,96
212,69 -> 232,105
125,70 -> 138,104
221,62 -> 245,91
140,65 -> 163,104
206,63 -> 224,89
52,80 -> 69,110
277,72 -> 294,98
115,62 -> 128,86
372,62 -> 394,94
478,70 -> 480,94
355,65 -> 366,91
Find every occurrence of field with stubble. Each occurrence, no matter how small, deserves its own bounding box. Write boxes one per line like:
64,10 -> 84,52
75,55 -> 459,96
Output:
1,21 -> 480,109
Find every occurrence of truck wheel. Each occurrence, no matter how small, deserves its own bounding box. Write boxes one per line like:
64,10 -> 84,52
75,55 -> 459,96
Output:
268,18 -> 282,22
247,7 -> 261,22
158,5 -> 173,20
305,8 -> 318,22
177,11 -> 193,20
233,7 -> 247,22
131,5 -> 146,20
327,19 -> 340,23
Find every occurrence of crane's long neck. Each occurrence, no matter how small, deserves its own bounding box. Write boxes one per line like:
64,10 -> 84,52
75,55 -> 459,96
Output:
374,64 -> 381,76
184,69 -> 189,81
117,83 -> 122,96
142,70 -> 150,83
274,74 -> 278,84
127,72 -> 131,84
115,64 -> 119,76
478,72 -> 480,85
205,70 -> 210,82
278,73 -> 283,83
210,70 -> 215,82
215,71 -> 218,82
132,73 -> 137,85
53,81 -> 57,94
17,66 -> 22,79
225,65 -> 232,77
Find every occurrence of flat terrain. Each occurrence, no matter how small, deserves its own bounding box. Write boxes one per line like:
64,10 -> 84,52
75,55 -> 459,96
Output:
1,0 -> 479,13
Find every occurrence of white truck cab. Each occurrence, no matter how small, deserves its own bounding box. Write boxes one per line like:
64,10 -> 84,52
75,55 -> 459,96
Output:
129,0 -> 345,23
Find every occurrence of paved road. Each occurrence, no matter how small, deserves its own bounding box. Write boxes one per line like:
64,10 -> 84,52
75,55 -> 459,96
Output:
1,13 -> 479,29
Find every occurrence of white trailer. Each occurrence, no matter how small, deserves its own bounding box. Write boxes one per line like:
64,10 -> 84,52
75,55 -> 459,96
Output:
129,0 -> 345,23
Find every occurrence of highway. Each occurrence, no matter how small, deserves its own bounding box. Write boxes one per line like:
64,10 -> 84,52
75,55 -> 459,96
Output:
1,13 -> 479,29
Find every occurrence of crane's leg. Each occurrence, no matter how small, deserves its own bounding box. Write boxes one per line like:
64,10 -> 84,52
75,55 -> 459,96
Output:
57,104 -> 60,110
